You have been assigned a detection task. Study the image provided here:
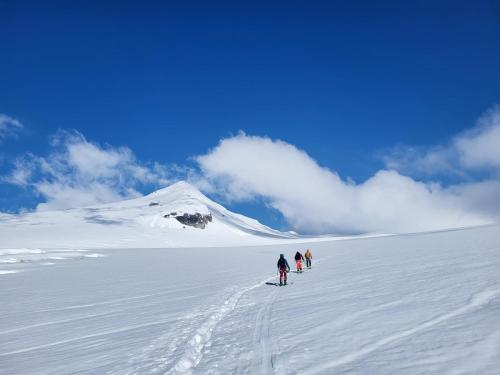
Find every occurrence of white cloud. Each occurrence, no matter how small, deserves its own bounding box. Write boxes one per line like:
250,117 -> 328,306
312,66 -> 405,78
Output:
0,114 -> 23,141
455,107 -> 500,171
196,132 -> 497,234
4,131 -> 173,211
384,106 -> 500,177
4,156 -> 35,186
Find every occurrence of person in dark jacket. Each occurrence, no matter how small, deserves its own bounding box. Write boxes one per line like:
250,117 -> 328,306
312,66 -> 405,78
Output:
277,254 -> 290,286
294,251 -> 305,272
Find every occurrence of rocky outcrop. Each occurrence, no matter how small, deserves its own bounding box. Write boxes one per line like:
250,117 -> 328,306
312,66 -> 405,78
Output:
164,212 -> 213,229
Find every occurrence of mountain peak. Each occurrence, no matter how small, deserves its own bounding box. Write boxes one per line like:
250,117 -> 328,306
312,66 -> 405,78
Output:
0,180 -> 300,249
146,181 -> 204,198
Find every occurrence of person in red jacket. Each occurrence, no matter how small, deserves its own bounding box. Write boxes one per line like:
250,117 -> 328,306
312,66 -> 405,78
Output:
294,251 -> 305,272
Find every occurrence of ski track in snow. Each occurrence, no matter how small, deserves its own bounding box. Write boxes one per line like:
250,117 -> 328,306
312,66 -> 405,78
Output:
166,276 -> 275,374
305,287 -> 500,374
107,311 -> 206,375
252,288 -> 279,375
107,275 -> 278,375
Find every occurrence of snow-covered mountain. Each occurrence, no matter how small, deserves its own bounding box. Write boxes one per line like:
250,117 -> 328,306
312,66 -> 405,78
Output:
0,181 -> 300,249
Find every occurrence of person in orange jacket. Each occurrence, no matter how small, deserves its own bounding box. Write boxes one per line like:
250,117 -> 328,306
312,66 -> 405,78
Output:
305,249 -> 312,269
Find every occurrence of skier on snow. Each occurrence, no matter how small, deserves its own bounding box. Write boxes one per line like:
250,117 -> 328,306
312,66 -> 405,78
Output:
294,251 -> 305,272
277,254 -> 290,286
305,249 -> 312,269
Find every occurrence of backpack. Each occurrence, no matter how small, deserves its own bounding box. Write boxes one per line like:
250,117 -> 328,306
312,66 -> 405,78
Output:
277,257 -> 287,268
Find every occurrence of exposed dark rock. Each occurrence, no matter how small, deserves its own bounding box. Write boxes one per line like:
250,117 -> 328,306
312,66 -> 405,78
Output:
149,202 -> 160,206
175,212 -> 212,229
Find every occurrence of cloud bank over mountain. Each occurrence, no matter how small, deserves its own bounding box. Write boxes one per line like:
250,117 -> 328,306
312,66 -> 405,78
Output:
2,107 -> 500,234
384,106 -> 500,177
196,108 -> 500,234
195,136 -> 493,234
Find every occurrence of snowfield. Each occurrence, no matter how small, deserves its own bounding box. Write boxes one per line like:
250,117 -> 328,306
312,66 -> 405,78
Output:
1,223 -> 499,374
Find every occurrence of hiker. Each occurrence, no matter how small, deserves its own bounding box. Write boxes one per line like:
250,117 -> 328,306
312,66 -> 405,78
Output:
294,251 -> 305,272
277,254 -> 290,286
305,249 -> 312,268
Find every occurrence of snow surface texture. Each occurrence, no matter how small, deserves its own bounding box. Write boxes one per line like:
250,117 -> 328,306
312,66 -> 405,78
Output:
0,182 -> 304,249
1,224 -> 499,374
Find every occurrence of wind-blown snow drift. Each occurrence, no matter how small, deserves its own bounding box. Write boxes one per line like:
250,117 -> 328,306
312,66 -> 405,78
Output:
0,181 -> 300,249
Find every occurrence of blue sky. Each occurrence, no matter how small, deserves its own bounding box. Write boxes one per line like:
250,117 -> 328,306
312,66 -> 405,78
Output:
1,1 -> 500,233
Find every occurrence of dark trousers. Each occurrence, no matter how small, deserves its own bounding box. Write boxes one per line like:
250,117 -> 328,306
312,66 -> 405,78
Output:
306,258 -> 312,268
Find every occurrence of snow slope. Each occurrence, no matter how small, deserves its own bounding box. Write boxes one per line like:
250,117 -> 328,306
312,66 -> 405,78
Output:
0,181 -> 300,249
1,223 -> 499,374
